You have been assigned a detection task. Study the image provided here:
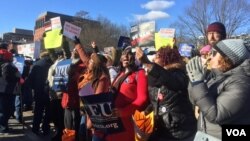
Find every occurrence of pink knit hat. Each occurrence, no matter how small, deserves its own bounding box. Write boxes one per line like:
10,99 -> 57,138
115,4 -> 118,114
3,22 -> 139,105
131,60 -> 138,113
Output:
200,45 -> 212,55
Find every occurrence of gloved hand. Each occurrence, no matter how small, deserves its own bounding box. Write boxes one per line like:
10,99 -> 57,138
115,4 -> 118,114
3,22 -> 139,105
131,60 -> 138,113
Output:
74,36 -> 81,45
186,56 -> 206,83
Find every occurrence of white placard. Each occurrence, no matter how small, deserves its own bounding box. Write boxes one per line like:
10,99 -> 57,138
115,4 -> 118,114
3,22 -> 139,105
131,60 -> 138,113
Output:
63,21 -> 82,40
17,42 -> 41,59
159,28 -> 175,38
51,17 -> 62,29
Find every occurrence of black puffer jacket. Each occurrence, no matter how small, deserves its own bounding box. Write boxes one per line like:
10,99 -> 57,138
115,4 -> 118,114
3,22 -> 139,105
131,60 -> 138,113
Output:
147,63 -> 197,140
188,59 -> 250,139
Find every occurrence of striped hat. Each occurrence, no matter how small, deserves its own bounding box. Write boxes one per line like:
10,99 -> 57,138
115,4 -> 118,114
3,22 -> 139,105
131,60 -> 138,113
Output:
214,39 -> 250,66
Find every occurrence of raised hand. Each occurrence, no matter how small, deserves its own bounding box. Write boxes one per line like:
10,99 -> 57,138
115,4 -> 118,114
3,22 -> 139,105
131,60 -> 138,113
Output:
74,36 -> 81,45
186,56 -> 206,83
135,47 -> 150,64
91,41 -> 96,48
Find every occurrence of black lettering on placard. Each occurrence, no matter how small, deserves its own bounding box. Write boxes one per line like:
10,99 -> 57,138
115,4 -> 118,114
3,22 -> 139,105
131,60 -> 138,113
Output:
222,125 -> 250,141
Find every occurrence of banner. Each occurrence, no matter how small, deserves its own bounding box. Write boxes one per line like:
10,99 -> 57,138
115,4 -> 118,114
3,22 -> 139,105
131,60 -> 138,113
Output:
81,92 -> 124,134
63,22 -> 82,40
130,21 -> 155,47
52,59 -> 71,92
44,29 -> 63,49
178,43 -> 194,57
13,54 -> 25,74
155,33 -> 175,51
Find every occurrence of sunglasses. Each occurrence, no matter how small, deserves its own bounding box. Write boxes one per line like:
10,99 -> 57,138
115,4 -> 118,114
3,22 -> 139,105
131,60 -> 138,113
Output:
210,49 -> 218,57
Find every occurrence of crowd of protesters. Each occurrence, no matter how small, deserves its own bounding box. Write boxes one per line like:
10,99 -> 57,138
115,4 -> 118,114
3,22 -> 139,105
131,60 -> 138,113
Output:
0,21 -> 250,141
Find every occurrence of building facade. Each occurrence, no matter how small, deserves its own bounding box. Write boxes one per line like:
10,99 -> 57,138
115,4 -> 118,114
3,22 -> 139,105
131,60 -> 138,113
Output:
3,28 -> 33,43
34,11 -> 99,41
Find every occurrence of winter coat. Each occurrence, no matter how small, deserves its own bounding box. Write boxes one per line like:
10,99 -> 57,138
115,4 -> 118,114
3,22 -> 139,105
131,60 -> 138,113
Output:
147,63 -> 197,140
27,57 -> 52,99
188,59 -> 250,139
105,69 -> 149,141
0,62 -> 21,95
62,61 -> 86,109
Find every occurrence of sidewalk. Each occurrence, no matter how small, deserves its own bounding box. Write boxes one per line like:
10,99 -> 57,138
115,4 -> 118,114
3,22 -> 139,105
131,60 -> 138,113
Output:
0,110 -> 54,141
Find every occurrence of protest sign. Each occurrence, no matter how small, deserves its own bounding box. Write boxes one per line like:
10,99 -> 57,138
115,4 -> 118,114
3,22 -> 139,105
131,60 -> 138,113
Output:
44,29 -> 63,49
117,36 -> 131,49
81,92 -> 124,134
52,59 -> 71,92
17,41 -> 40,59
130,21 -> 155,47
13,54 -> 25,74
63,21 -> 82,40
51,17 -> 62,30
178,43 -> 194,57
155,33 -> 175,51
159,28 -> 175,38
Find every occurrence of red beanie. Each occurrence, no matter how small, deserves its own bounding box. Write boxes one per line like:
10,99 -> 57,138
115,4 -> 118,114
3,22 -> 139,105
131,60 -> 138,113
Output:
207,22 -> 226,39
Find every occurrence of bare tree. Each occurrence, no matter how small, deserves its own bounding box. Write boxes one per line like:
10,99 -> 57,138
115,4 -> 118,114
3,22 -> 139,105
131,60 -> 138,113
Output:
169,22 -> 197,46
72,14 -> 129,51
175,0 -> 250,45
75,10 -> 91,19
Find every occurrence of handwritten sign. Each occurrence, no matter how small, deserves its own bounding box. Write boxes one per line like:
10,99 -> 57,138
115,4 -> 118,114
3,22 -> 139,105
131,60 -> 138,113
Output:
159,28 -> 175,38
63,21 -> 82,40
51,17 -> 62,30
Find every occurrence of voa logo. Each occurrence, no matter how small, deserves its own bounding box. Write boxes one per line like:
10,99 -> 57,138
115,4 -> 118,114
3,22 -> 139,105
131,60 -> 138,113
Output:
226,129 -> 246,136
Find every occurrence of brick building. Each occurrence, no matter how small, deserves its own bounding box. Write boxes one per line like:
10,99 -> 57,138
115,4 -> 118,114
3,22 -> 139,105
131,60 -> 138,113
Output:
34,11 -> 99,41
